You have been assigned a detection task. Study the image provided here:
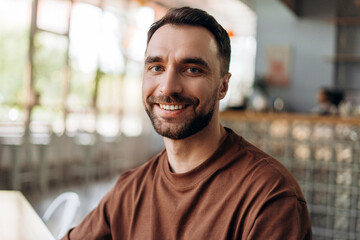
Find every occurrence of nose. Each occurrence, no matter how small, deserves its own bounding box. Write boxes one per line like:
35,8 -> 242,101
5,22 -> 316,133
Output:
159,67 -> 183,96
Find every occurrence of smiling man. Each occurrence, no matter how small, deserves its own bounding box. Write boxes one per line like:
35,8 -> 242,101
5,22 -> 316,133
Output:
63,7 -> 312,240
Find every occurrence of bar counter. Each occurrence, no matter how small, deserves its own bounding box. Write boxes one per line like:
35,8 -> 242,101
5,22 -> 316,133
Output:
220,110 -> 360,125
220,110 -> 360,239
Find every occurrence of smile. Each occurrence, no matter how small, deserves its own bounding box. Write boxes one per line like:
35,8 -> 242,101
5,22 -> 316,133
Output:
159,104 -> 186,111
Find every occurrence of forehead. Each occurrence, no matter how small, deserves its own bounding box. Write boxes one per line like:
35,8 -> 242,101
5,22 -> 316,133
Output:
145,24 -> 219,63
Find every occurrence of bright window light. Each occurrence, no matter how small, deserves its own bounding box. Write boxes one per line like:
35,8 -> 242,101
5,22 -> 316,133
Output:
121,115 -> 142,137
99,11 -> 125,74
69,3 -> 102,73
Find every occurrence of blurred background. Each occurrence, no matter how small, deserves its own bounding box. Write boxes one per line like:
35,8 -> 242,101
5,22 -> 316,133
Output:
0,0 -> 360,239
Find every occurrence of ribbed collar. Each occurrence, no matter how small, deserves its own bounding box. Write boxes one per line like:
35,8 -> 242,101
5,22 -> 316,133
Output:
161,128 -> 240,190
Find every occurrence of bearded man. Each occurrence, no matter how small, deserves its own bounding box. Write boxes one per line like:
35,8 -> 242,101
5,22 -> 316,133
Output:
63,7 -> 312,240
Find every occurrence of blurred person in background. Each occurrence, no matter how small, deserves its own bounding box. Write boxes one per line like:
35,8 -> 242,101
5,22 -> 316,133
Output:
63,7 -> 311,240
313,87 -> 344,115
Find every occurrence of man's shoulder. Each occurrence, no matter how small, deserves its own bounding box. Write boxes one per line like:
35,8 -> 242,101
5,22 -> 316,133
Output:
241,147 -> 306,203
252,157 -> 304,197
225,128 -> 305,202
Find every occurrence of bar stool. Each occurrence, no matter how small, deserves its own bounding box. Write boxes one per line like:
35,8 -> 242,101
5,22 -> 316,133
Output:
31,131 -> 51,193
75,132 -> 96,186
0,136 -> 23,190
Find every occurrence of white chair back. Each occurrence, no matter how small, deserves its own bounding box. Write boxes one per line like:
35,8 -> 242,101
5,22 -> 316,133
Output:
42,192 -> 80,239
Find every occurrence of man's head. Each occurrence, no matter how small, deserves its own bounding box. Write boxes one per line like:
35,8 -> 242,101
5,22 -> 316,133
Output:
143,7 -> 231,140
147,7 -> 231,76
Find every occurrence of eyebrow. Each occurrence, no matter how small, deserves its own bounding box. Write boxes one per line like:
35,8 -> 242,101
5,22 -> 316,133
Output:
145,56 -> 210,70
145,56 -> 163,65
182,57 -> 210,70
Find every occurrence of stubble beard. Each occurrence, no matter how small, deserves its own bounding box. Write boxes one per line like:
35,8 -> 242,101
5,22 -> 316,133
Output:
144,93 -> 217,140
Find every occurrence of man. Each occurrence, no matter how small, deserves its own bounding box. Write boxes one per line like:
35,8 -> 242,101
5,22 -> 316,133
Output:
63,7 -> 312,239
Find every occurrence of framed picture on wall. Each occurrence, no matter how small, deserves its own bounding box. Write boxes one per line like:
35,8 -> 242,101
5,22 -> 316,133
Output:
266,45 -> 291,87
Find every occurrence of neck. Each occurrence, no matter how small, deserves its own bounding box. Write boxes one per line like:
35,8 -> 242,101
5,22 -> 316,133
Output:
163,114 -> 227,174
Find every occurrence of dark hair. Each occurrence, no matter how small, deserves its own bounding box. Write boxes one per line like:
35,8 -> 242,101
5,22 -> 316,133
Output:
147,7 -> 231,76
320,87 -> 344,107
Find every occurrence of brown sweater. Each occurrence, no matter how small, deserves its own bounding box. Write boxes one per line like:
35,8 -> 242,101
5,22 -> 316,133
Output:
63,128 -> 312,240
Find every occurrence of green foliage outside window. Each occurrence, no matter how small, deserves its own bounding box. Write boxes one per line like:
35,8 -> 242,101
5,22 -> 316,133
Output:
33,32 -> 67,107
0,29 -> 28,106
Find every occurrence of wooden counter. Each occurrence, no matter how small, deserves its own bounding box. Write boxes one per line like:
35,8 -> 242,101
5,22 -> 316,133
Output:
220,110 -> 360,126
0,191 -> 55,240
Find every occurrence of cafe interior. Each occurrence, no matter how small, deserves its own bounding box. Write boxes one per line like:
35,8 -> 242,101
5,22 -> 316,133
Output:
0,0 -> 360,239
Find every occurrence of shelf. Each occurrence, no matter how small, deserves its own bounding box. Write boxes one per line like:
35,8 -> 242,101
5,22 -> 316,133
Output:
325,55 -> 360,63
324,17 -> 360,25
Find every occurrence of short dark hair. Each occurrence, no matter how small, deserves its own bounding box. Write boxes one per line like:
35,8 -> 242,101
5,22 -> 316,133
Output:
147,7 -> 231,76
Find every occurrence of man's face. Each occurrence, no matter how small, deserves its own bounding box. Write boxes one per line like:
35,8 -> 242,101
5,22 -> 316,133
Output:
142,24 -> 227,140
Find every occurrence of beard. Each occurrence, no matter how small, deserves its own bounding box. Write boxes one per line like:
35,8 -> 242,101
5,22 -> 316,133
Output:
144,93 -> 217,140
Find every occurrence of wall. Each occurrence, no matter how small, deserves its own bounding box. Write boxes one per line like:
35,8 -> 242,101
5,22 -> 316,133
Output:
253,0 -> 336,112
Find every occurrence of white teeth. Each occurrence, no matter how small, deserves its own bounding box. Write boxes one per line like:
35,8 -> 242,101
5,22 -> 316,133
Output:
159,104 -> 185,111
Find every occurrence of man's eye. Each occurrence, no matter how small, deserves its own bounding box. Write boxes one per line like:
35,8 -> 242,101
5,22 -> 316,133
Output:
150,66 -> 163,72
186,67 -> 201,74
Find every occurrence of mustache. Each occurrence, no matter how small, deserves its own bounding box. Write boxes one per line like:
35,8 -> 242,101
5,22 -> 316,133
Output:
147,94 -> 199,106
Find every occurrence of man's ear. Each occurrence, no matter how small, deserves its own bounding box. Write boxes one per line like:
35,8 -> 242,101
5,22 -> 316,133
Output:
218,73 -> 231,100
